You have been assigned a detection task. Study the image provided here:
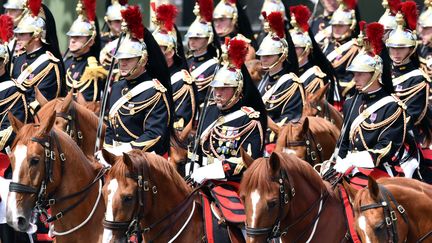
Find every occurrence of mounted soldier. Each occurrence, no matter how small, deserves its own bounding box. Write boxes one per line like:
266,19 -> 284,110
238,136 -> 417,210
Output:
11,1 -> 65,116
152,3 -> 197,132
322,0 -> 361,98
256,11 -> 305,155
378,0 -> 400,40
311,0 -> 339,47
186,0 -> 220,105
3,0 -> 26,57
333,22 -> 409,179
64,0 -> 107,102
289,4 -> 340,107
418,0 -> 432,78
255,0 -> 287,47
102,5 -> 173,156
189,36 -> 266,183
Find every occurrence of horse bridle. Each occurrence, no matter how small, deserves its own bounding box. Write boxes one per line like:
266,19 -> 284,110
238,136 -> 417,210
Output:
285,125 -> 324,164
56,104 -> 83,147
102,158 -> 200,243
9,130 -> 106,223
309,100 -> 333,123
360,184 -> 432,243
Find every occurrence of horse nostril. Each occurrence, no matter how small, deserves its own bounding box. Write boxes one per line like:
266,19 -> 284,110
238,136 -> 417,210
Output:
17,216 -> 27,230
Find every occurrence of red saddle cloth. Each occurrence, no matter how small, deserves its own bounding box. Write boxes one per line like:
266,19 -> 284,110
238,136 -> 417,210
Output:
0,153 -> 10,178
209,182 -> 245,224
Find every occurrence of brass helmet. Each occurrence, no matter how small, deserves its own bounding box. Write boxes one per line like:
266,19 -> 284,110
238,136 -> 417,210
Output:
378,0 -> 400,31
289,5 -> 312,64
0,15 -> 14,65
385,1 -> 417,50
210,36 -> 248,110
256,11 -> 288,70
213,0 -> 238,22
419,0 -> 432,28
347,22 -> 385,92
329,0 -> 356,28
105,0 -> 127,22
14,0 -> 47,44
3,0 -> 27,25
185,0 -> 214,44
67,0 -> 96,50
152,4 -> 178,52
115,5 -> 147,77
259,0 -> 285,21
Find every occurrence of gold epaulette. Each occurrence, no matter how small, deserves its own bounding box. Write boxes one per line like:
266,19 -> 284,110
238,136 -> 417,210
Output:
241,106 -> 260,119
153,79 -> 167,92
313,66 -> 327,78
418,68 -> 431,82
45,51 -> 59,62
182,69 -> 193,84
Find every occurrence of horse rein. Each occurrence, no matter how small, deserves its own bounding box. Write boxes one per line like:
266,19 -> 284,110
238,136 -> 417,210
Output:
285,125 -> 324,164
102,158 -> 202,243
245,168 -> 330,243
56,104 -> 83,147
9,130 -> 107,232
360,184 -> 432,243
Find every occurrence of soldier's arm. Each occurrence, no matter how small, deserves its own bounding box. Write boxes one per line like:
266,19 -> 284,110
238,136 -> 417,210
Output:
404,80 -> 428,125
32,63 -> 61,102
240,118 -> 264,159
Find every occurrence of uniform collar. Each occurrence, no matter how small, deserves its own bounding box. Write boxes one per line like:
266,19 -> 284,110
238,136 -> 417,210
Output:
193,52 -> 212,62
269,66 -> 287,81
73,51 -> 92,62
220,99 -> 244,115
298,62 -> 312,75
0,72 -> 10,82
26,46 -> 46,59
392,61 -> 416,74
362,88 -> 387,103
126,71 -> 152,87
169,63 -> 182,75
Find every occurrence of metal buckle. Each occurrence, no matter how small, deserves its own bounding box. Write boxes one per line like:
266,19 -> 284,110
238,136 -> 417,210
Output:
137,176 -> 143,187
45,150 -> 51,158
60,153 -> 66,162
284,193 -> 289,204
50,151 -> 55,160
77,131 -> 83,139
397,205 -> 405,214
311,151 -> 317,161
386,217 -> 392,225
279,185 -> 284,194
152,186 -> 157,194
271,222 -> 280,234
390,211 -> 397,221
48,199 -> 56,205
291,188 -> 296,197
143,181 -> 149,191
317,144 -> 323,152
55,212 -> 63,220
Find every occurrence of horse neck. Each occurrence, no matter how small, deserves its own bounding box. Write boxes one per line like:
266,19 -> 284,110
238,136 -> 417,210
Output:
74,104 -> 97,156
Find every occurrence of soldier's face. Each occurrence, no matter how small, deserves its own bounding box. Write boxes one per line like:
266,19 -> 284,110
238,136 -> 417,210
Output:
353,72 -> 374,92
5,8 -> 23,21
109,20 -> 122,34
259,54 -> 280,70
188,37 -> 208,52
389,47 -> 411,64
214,18 -> 234,36
420,27 -> 432,44
69,36 -> 91,53
321,0 -> 338,13
332,24 -> 351,39
15,33 -> 32,50
214,87 -> 236,109
118,57 -> 140,77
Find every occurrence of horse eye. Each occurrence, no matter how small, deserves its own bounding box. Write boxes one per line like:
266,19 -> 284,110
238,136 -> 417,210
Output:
374,221 -> 385,232
267,199 -> 277,209
122,195 -> 134,203
29,157 -> 40,166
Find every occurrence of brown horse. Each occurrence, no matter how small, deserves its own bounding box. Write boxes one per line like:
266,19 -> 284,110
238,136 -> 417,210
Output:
351,177 -> 432,243
5,111 -> 106,242
275,116 -> 340,166
75,91 -> 101,115
36,90 -> 105,159
100,149 -> 204,243
303,84 -> 343,129
239,152 -> 348,243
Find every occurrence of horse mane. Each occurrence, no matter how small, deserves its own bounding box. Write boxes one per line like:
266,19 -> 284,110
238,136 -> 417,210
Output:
240,153 -> 326,195
109,150 -> 191,194
11,124 -> 40,148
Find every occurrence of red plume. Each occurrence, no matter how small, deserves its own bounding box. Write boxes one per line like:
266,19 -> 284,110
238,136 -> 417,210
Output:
366,22 -> 384,55
198,0 -> 213,22
0,15 -> 14,43
121,5 -> 144,40
83,0 -> 96,22
359,20 -> 366,32
267,11 -> 285,38
226,0 -> 236,5
388,0 -> 401,15
224,37 -> 230,47
342,0 -> 357,10
119,0 -> 128,5
400,1 -> 418,31
228,38 -> 248,69
290,5 -> 311,32
28,0 -> 42,17
156,4 -> 178,32
261,11 -> 267,20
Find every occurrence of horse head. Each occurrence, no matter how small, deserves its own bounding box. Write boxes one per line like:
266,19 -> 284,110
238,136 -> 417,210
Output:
276,118 -> 310,160
303,83 -> 329,117
6,110 -> 60,232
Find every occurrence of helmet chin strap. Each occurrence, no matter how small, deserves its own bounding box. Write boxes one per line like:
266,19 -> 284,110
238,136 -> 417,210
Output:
219,81 -> 243,110
122,57 -> 147,79
392,45 -> 417,66
297,45 -> 311,66
261,53 -> 287,72
360,70 -> 380,93
70,33 -> 96,55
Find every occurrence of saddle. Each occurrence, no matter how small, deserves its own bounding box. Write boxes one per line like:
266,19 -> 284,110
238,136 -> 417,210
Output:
201,181 -> 245,243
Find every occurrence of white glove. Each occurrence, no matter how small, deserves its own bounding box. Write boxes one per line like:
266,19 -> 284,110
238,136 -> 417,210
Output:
191,159 -> 225,184
104,142 -> 133,156
401,158 -> 419,178
333,158 -> 353,173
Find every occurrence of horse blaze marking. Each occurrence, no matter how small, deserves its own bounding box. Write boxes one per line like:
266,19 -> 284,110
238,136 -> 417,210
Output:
283,148 -> 297,155
250,190 -> 261,228
8,145 -> 28,220
358,215 -> 372,243
106,179 -> 118,221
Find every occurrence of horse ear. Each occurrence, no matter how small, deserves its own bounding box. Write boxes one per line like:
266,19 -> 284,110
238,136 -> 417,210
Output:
61,91 -> 74,113
122,152 -> 134,171
101,149 -> 117,166
240,147 -> 254,168
37,110 -> 56,136
75,91 -> 87,106
314,83 -> 330,101
302,117 -> 309,134
269,152 -> 282,174
342,178 -> 358,201
8,111 -> 24,133
179,119 -> 193,142
34,87 -> 48,107
368,176 -> 380,201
